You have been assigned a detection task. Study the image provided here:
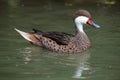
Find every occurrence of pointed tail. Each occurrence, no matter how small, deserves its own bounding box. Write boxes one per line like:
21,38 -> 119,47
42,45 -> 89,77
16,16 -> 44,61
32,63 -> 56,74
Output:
14,28 -> 42,46
14,28 -> 34,42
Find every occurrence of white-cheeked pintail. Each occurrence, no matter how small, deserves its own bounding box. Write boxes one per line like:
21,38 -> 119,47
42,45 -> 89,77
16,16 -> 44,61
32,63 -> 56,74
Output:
15,9 -> 100,53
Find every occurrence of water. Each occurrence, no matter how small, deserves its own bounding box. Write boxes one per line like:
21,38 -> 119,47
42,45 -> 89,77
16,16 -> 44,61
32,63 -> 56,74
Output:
0,1 -> 120,80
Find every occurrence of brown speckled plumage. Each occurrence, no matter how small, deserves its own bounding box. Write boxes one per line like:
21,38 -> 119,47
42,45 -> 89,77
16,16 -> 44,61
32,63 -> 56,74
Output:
32,29 -> 91,53
15,9 -> 100,53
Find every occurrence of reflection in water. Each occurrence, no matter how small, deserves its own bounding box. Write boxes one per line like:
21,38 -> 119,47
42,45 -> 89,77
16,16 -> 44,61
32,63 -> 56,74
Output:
16,47 -> 32,64
16,46 -> 91,78
0,0 -> 120,79
73,52 -> 90,78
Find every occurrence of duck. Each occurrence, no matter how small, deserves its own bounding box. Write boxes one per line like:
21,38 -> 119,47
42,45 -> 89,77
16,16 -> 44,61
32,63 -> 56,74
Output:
15,9 -> 100,53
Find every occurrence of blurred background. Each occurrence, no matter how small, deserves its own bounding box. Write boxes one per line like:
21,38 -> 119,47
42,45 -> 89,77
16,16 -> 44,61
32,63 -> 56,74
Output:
0,0 -> 120,80
0,0 -> 120,7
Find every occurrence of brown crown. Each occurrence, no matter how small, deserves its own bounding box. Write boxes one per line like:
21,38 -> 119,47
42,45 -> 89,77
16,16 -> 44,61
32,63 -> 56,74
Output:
73,9 -> 91,20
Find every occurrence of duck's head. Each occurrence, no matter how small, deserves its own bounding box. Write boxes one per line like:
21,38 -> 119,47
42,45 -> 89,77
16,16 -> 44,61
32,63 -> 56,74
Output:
73,9 -> 100,29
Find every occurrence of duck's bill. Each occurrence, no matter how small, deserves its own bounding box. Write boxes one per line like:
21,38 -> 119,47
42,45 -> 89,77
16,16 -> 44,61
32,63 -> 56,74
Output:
87,19 -> 100,28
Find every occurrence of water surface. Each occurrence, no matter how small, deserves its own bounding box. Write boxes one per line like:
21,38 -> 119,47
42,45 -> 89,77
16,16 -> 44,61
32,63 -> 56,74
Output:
0,1 -> 120,80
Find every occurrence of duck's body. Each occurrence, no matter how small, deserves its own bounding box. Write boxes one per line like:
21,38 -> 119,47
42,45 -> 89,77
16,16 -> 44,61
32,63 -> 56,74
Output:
15,9 -> 100,53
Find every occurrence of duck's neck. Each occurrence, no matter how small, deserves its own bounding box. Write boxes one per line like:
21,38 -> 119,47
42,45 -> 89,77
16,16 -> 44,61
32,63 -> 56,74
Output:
75,23 -> 85,34
73,24 -> 91,51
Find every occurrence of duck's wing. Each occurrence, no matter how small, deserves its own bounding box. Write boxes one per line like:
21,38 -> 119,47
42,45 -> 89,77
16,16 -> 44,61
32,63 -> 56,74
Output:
42,32 -> 74,45
32,29 -> 74,45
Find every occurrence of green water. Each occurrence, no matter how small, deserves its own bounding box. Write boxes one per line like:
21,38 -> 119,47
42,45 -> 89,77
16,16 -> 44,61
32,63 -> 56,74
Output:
0,1 -> 120,80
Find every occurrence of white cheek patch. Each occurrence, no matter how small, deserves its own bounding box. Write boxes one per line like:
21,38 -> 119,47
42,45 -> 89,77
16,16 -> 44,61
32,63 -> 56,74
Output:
74,16 -> 89,33
75,16 -> 89,24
